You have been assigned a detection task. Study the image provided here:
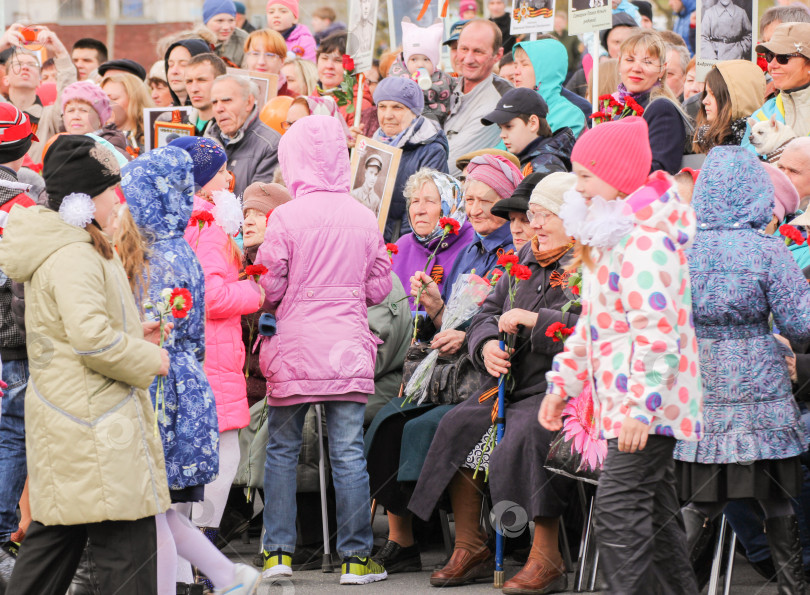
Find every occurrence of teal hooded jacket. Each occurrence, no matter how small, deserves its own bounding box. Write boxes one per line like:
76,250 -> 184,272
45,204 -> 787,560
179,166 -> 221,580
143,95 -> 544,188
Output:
514,38 -> 588,137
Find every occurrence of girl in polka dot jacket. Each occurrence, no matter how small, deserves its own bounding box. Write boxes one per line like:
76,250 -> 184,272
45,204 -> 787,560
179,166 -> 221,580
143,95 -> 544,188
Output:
539,116 -> 703,594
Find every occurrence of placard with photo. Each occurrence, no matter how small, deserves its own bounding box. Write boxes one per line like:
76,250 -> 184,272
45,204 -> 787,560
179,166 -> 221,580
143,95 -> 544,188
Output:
347,0 -> 380,73
225,67 -> 279,109
349,137 -> 402,233
696,0 -> 757,79
143,107 -> 193,152
510,0 -> 555,35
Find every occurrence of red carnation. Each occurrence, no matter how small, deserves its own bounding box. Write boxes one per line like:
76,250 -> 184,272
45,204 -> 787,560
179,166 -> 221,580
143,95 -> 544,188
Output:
245,264 -> 269,282
386,243 -> 399,255
780,224 -> 806,246
342,54 -> 355,72
497,253 -> 519,269
590,111 -> 609,120
169,288 -> 193,319
511,264 -> 532,281
488,268 -> 504,286
571,285 -> 580,296
625,96 -> 644,116
439,217 -> 460,235
545,321 -> 574,342
190,210 -> 214,230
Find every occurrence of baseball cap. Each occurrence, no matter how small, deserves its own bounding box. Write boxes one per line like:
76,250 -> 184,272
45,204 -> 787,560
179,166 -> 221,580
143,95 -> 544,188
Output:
756,22 -> 810,61
443,20 -> 469,46
481,88 -> 549,126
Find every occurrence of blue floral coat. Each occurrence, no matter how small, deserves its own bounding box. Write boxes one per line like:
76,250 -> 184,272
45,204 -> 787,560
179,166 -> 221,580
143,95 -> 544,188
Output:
675,146 -> 810,464
121,147 -> 219,490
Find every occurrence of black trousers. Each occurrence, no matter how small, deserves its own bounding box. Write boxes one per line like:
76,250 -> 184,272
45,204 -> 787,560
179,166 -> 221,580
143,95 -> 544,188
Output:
7,516 -> 157,595
594,437 -> 698,595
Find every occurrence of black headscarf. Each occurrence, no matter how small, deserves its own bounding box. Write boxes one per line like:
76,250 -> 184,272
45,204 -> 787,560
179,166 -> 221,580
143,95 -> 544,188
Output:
163,39 -> 213,106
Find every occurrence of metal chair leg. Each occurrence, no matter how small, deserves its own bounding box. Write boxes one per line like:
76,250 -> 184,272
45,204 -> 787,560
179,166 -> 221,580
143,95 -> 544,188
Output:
723,529 -> 737,595
575,495 -> 597,592
559,516 -> 574,573
708,515 -> 728,595
314,404 -> 333,572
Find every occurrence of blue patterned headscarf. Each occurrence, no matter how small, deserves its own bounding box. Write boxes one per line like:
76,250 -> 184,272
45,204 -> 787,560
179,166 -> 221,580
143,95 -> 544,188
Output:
408,170 -> 466,245
121,146 -> 195,240
692,146 -> 774,230
168,136 -> 226,190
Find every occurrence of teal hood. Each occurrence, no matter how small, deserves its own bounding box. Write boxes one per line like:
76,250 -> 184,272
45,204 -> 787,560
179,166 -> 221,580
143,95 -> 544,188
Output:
514,38 -> 586,136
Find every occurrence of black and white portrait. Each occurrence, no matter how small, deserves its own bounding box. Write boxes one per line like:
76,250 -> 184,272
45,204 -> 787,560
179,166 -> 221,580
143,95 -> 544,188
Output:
350,137 -> 402,231
699,0 -> 754,61
347,0 -> 379,72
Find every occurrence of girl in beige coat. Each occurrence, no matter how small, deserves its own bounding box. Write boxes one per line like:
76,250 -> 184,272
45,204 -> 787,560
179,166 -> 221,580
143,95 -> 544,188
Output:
0,135 -> 170,595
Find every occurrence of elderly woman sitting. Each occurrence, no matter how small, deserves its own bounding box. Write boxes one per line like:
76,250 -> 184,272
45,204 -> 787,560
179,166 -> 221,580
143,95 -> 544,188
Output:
365,155 -> 522,575
371,77 -> 450,242
392,168 -> 474,308
409,173 -> 581,592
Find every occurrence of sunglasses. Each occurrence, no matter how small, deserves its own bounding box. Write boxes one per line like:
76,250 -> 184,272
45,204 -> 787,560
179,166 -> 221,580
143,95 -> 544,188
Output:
764,50 -> 804,65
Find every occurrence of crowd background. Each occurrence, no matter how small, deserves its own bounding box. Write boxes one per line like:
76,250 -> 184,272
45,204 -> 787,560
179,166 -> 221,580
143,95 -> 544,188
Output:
3,0 -> 810,594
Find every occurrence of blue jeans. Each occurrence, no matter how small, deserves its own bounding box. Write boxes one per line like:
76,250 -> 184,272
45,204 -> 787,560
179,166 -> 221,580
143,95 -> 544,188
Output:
262,401 -> 372,559
0,359 -> 28,541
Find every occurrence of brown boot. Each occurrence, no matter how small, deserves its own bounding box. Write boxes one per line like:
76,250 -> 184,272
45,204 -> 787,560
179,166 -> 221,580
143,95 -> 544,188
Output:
502,558 -> 567,594
430,547 -> 494,587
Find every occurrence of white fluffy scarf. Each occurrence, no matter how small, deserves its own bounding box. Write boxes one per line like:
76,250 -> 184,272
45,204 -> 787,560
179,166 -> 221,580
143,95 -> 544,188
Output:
559,189 -> 634,249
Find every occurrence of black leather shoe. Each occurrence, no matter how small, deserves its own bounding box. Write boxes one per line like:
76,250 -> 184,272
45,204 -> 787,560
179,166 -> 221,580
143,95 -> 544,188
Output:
372,540 -> 422,574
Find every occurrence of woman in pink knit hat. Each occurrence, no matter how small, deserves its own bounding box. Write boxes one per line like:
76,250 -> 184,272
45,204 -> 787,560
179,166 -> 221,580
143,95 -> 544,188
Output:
540,116 -> 703,593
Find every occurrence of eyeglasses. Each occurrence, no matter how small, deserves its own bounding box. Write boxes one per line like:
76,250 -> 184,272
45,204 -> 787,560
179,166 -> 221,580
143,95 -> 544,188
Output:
526,209 -> 554,224
247,51 -> 280,61
764,51 -> 804,65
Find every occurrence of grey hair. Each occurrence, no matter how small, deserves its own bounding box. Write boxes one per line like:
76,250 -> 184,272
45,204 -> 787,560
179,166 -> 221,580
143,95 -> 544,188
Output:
403,168 -> 441,207
760,5 -> 810,37
784,136 -> 810,158
666,43 -> 690,75
212,73 -> 259,101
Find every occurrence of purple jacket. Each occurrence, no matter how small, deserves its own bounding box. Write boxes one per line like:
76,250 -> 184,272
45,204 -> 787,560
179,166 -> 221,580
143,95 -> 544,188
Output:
286,24 -> 316,62
256,116 -> 392,405
393,223 -> 475,310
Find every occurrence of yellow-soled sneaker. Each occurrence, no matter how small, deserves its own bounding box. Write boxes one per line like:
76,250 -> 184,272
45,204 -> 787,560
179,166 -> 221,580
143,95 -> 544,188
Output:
261,549 -> 293,579
340,556 -> 388,585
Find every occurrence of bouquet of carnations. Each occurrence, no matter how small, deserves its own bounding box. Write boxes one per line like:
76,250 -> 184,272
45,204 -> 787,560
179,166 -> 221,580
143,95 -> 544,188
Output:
403,273 -> 492,405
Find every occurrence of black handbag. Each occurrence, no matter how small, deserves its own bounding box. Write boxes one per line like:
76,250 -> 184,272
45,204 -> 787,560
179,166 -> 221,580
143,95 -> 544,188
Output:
401,341 -> 480,405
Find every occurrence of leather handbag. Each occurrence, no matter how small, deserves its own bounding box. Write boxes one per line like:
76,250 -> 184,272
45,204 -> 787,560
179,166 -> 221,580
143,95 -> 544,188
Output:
401,341 -> 481,405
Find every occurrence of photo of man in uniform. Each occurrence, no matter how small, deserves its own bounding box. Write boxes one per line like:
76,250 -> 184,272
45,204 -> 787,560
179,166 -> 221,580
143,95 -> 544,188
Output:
701,0 -> 752,60
351,154 -> 383,214
348,0 -> 376,57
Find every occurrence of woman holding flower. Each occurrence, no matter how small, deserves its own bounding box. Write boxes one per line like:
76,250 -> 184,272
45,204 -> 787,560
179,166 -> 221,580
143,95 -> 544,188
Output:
612,29 -> 691,174
392,168 -> 474,309
408,172 -> 581,592
365,155 -> 521,575
122,146 -> 260,594
170,136 -> 264,567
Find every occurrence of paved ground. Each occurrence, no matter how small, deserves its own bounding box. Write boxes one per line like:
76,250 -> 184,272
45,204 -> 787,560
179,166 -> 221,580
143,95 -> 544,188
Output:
223,517 -> 782,595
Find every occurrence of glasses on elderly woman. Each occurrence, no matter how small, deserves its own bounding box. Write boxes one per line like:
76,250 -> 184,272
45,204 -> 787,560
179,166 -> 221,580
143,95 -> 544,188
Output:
764,51 -> 804,65
526,208 -> 555,224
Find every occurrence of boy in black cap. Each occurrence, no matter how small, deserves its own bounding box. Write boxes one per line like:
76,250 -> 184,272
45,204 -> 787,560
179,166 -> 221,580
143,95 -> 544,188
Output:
481,87 -> 574,177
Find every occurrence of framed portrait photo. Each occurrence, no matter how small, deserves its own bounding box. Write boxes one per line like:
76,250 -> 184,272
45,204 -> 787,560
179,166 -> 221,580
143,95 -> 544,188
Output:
350,137 -> 402,233
695,0 -> 757,79
154,121 -> 195,148
143,106 -> 193,151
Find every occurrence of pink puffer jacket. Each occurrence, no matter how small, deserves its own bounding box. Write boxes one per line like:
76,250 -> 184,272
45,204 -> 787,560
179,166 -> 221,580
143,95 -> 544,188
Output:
285,24 -> 316,62
256,115 -> 392,406
185,196 -> 261,431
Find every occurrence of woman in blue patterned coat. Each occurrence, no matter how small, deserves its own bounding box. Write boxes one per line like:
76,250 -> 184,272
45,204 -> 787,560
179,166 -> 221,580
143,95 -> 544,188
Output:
122,146 -> 259,595
675,146 -> 810,595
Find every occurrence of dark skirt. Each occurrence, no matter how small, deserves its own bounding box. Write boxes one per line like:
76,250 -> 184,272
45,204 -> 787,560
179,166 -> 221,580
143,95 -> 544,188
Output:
170,485 -> 204,503
676,457 -> 803,502
364,398 -> 451,515
408,392 -> 574,521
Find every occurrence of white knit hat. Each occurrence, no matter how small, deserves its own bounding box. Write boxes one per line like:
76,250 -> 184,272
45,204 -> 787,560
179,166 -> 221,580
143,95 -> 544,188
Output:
529,172 -> 577,215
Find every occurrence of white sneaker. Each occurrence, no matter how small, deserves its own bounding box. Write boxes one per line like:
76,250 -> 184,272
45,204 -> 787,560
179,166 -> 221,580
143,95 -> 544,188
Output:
214,563 -> 261,594
261,549 -> 293,579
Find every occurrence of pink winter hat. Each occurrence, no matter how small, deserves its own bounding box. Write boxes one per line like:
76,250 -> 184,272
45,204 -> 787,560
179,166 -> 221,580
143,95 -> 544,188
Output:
763,162 -> 800,222
402,21 -> 444,68
267,0 -> 298,19
570,116 -> 651,195
61,81 -> 112,127
460,0 -> 477,14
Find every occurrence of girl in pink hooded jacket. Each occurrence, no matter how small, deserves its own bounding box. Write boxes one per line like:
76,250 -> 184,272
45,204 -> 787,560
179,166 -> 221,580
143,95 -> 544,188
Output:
173,137 -> 263,567
256,115 -> 391,585
266,0 -> 317,61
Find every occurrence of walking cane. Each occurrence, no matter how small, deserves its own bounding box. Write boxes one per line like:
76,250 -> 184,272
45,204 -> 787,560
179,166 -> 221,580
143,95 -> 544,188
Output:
493,335 -> 507,588
314,404 -> 333,572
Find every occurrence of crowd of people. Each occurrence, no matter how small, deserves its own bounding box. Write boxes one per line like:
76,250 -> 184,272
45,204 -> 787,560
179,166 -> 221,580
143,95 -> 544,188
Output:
3,0 -> 810,594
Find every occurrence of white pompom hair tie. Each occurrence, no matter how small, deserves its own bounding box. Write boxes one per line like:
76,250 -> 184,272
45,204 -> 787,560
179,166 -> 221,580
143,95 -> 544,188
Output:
58,193 -> 96,228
